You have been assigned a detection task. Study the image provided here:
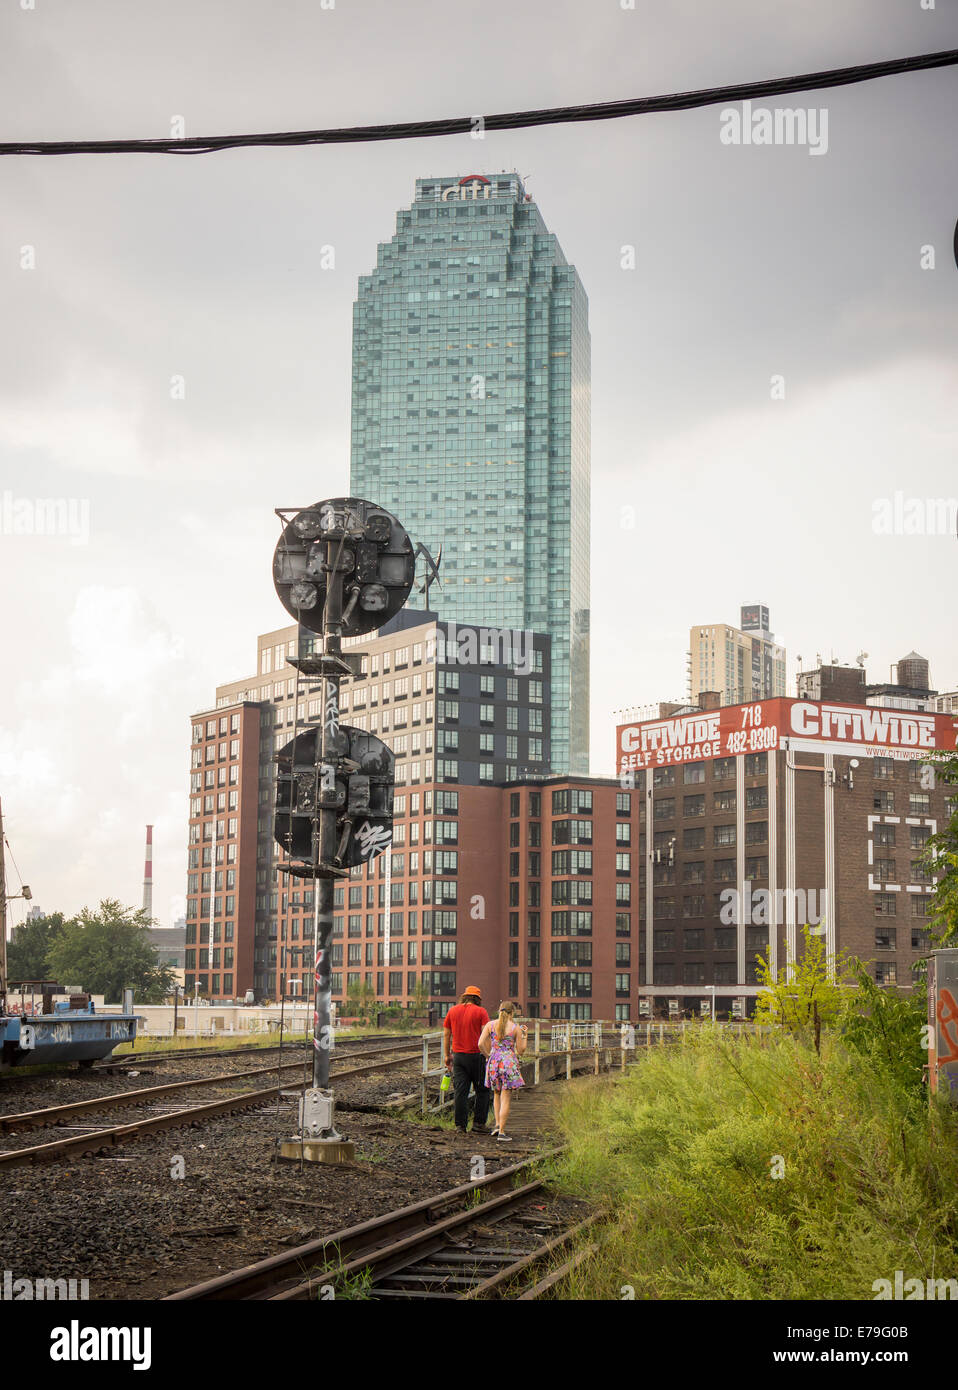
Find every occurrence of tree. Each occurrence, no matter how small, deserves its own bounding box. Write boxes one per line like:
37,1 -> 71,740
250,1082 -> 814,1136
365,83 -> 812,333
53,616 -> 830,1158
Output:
754,925 -> 854,1045
6,911 -> 68,982
838,959 -> 926,1097
47,899 -> 175,1004
411,977 -> 429,1015
921,750 -> 958,945
345,978 -> 377,1019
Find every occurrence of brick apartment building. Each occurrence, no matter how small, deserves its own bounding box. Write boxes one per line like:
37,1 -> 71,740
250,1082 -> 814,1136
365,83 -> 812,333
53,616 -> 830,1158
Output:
185,612 -> 552,1004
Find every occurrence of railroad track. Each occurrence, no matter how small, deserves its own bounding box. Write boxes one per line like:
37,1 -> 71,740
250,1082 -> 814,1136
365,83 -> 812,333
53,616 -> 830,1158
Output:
166,1151 -> 602,1301
0,1041 -> 418,1134
99,1034 -> 415,1070
0,1048 -> 421,1168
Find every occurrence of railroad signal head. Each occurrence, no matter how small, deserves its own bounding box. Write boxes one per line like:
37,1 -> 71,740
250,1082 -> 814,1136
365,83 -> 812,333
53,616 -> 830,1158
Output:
273,497 -> 416,638
274,725 -> 395,875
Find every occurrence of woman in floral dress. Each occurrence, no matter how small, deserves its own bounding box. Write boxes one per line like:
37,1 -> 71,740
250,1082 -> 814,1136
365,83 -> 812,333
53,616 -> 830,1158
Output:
478,1001 -> 527,1142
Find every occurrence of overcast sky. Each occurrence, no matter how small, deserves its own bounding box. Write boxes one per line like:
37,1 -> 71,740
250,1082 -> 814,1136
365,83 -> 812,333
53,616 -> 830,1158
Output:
1,0 -> 956,931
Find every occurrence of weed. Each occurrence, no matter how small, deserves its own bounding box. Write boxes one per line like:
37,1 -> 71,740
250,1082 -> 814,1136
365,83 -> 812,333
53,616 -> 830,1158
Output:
549,1027 -> 958,1300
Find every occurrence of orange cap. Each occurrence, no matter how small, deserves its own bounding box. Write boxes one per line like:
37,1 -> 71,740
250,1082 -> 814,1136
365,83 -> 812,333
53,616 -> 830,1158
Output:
463,985 -> 482,997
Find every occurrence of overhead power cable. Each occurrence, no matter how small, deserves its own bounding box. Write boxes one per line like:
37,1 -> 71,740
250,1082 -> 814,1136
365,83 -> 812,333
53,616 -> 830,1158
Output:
0,47 -> 956,156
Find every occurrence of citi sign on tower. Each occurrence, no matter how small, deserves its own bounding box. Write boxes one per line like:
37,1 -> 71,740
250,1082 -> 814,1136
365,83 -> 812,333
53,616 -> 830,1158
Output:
618,698 -> 958,773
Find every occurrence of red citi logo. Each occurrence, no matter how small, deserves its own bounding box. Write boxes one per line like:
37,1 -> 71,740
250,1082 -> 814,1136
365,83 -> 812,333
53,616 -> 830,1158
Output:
441,175 -> 491,202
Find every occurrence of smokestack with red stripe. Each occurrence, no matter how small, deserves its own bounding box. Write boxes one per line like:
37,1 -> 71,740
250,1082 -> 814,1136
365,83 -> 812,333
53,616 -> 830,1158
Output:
143,825 -> 153,919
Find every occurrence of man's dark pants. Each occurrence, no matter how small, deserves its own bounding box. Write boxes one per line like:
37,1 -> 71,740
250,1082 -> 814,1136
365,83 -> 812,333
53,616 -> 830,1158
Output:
452,1051 -> 491,1130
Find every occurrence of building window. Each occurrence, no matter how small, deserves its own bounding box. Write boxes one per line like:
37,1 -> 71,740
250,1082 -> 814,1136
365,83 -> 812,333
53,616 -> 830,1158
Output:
553,819 -> 593,845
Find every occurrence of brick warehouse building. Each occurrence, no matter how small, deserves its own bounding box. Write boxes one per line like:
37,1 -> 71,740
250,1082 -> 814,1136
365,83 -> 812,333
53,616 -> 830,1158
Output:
617,671 -> 957,1011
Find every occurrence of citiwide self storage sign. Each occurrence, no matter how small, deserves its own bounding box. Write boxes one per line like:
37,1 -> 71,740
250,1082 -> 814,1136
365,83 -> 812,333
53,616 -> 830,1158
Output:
617,698 -> 958,773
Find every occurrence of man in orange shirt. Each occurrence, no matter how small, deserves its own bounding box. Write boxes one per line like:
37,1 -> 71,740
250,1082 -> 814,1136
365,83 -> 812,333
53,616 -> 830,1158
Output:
443,985 -> 491,1135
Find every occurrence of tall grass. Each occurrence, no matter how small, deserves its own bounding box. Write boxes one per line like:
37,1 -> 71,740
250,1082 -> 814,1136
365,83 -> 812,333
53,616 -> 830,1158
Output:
111,1023 -> 392,1054
550,1028 -> 958,1300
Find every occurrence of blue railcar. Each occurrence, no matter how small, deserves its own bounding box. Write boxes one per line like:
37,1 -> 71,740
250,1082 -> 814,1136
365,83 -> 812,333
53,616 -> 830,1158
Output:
1,996 -> 139,1070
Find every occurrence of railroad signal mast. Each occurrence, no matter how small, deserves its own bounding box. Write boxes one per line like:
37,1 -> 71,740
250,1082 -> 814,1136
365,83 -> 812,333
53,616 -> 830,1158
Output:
272,498 -> 416,1161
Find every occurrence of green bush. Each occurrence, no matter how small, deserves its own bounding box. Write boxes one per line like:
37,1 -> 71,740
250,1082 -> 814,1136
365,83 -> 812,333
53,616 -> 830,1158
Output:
551,1028 -> 958,1300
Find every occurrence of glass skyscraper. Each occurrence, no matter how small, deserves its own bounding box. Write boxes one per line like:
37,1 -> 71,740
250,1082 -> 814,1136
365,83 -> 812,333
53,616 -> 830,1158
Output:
349,173 -> 590,775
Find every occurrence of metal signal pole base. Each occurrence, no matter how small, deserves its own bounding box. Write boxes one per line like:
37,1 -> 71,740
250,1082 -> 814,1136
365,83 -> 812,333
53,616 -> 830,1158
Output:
279,1087 -> 356,1164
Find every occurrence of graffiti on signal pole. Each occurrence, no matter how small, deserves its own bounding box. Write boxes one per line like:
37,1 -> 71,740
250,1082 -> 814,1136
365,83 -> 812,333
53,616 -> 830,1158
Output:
356,821 -> 392,857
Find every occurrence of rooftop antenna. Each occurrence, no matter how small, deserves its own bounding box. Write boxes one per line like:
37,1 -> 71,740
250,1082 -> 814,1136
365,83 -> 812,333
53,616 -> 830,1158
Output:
414,541 -> 442,610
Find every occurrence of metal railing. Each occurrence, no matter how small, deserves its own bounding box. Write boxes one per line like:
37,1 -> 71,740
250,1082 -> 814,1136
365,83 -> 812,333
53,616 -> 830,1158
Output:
420,1018 -> 768,1111
421,1019 -> 635,1114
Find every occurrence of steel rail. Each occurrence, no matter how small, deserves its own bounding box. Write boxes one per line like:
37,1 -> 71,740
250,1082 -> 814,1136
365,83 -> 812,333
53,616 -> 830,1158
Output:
0,1044 -> 421,1132
516,1238 -> 602,1299
269,1179 -> 550,1300
0,1051 -> 420,1168
102,1034 -> 414,1069
459,1212 -> 604,1299
165,1148 -> 564,1300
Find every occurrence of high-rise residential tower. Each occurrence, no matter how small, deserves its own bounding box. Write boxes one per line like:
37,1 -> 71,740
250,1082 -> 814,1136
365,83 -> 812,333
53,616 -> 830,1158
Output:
349,173 -> 591,775
689,604 -> 786,707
